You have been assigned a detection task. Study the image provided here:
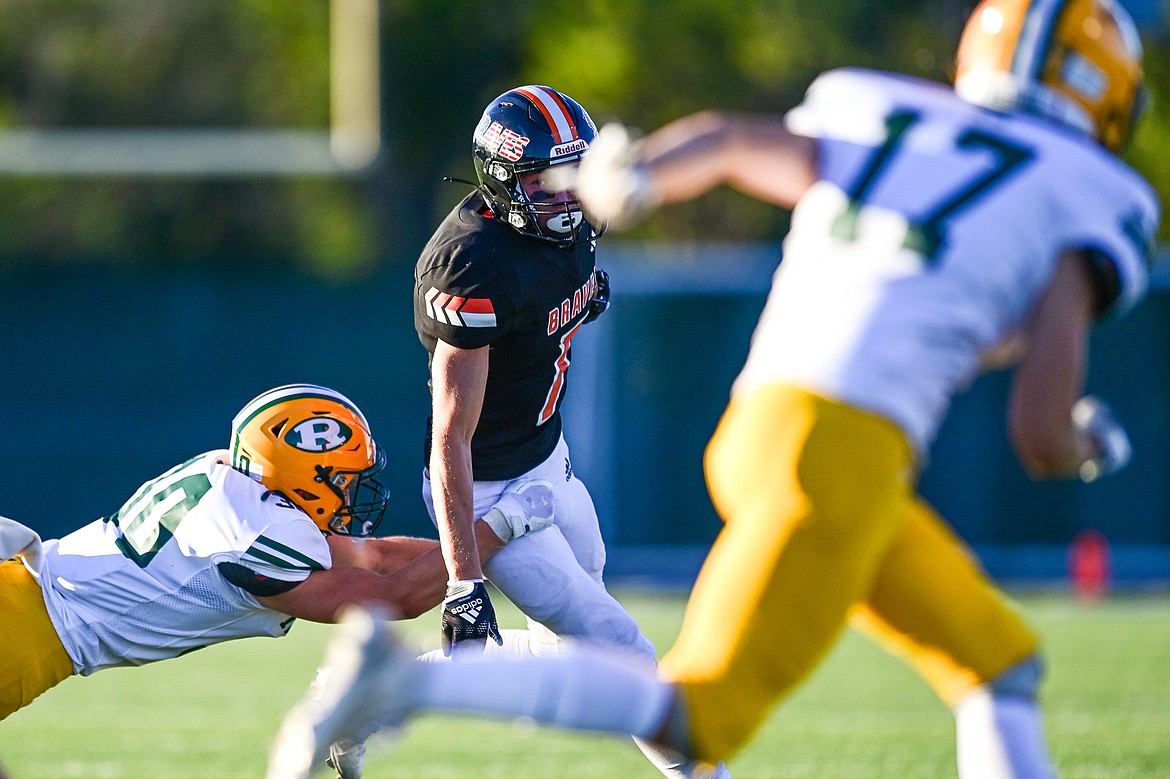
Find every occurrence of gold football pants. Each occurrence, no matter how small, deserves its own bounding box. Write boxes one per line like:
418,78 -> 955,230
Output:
659,385 -> 1039,761
0,560 -> 74,719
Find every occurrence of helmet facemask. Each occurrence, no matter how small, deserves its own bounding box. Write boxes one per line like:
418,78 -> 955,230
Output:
476,153 -> 591,246
316,447 -> 390,536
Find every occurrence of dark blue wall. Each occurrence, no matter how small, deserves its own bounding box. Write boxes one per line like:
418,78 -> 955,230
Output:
4,245 -> 1168,584
1,263 -> 437,540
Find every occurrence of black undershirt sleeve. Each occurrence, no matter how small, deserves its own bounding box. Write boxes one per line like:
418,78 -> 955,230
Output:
1080,248 -> 1123,317
216,561 -> 303,597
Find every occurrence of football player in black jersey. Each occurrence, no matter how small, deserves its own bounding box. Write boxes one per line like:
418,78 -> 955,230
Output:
412,85 -> 729,779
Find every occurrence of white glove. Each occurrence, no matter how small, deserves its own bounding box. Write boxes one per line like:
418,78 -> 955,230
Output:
480,480 -> 555,541
1072,396 -> 1131,482
574,123 -> 660,230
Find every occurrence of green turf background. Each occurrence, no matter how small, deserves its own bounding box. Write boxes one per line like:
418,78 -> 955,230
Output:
3,591 -> 1168,779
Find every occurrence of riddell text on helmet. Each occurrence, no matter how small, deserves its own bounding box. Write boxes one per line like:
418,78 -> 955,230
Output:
550,139 -> 588,158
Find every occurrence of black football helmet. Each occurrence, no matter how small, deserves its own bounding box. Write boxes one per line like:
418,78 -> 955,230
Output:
472,85 -> 600,247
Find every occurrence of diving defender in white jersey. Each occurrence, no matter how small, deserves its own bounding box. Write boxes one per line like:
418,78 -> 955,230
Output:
0,384 -> 554,731
269,1 -> 1159,778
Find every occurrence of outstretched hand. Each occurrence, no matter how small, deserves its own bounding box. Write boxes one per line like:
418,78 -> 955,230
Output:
572,123 -> 660,230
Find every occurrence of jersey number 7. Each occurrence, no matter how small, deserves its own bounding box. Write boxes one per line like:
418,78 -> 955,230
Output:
832,109 -> 1034,262
538,319 -> 585,425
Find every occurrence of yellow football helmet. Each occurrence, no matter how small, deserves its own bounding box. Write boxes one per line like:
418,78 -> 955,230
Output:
954,0 -> 1145,152
229,384 -> 389,535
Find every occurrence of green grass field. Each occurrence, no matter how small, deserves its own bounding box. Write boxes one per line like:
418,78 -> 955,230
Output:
3,590 -> 1168,779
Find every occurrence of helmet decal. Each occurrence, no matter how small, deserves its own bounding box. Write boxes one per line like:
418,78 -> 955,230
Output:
478,120 -> 531,162
514,85 -> 579,143
283,417 -> 353,452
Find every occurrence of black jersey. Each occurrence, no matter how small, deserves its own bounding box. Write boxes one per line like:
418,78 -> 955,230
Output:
415,192 -> 601,481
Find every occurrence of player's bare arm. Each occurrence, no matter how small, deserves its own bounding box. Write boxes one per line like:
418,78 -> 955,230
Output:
324,533 -> 439,574
1008,249 -> 1100,478
640,111 -> 818,210
573,112 -> 818,228
429,339 -> 490,581
257,521 -> 506,623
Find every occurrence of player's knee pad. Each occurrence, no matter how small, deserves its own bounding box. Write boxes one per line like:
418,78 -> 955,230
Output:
986,653 -> 1044,699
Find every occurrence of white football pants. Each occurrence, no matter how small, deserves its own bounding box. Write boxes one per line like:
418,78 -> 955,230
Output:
422,435 -> 656,660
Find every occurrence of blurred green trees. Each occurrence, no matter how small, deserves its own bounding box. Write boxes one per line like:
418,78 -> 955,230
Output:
0,0 -> 1165,276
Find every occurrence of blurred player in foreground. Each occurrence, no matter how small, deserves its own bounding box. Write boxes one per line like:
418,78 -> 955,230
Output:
0,384 -> 553,737
268,1 -> 1159,777
414,86 -> 724,779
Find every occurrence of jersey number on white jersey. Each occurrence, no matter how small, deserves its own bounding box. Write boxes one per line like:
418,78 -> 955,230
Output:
106,456 -> 212,567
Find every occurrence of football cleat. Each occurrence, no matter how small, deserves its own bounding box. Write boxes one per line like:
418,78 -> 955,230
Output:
266,607 -> 419,779
326,737 -> 365,779
309,667 -> 369,779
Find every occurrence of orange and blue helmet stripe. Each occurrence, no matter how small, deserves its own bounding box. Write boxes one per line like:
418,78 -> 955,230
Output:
512,85 -> 580,143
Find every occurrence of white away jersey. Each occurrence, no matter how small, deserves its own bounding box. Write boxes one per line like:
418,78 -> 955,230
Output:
734,68 -> 1160,453
31,450 -> 331,675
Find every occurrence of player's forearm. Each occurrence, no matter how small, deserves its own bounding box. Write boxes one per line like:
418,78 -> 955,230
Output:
328,534 -> 441,574
430,439 -> 484,580
262,522 -> 508,622
429,340 -> 490,582
370,525 -> 501,619
1009,252 -> 1096,479
641,111 -> 815,210
356,524 -> 503,619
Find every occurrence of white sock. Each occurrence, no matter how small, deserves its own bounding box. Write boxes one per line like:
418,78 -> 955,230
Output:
416,629 -> 538,663
416,645 -> 673,739
955,690 -> 1058,779
415,626 -> 719,777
